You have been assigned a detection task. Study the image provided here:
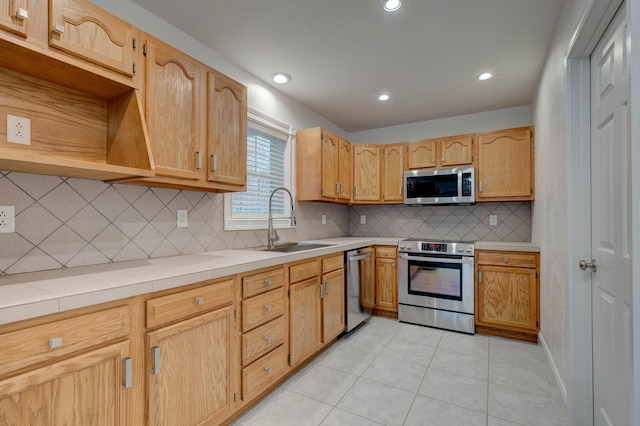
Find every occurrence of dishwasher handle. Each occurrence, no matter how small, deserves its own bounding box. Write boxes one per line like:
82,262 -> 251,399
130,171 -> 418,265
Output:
348,252 -> 372,262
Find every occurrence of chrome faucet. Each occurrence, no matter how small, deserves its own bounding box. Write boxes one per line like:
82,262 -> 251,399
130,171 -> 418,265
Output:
267,187 -> 296,250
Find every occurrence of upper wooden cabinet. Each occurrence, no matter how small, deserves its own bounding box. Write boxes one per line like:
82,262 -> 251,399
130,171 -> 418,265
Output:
406,134 -> 473,169
381,144 -> 404,203
296,127 -> 351,203
352,143 -> 381,202
207,69 -> 247,187
0,0 -> 29,37
49,0 -> 135,78
476,127 -> 534,201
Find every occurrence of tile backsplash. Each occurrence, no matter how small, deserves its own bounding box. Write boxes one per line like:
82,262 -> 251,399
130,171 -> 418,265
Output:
0,171 -> 531,276
0,171 -> 348,275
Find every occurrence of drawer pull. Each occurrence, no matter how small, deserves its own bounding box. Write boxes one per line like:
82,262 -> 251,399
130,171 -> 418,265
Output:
151,346 -> 161,375
195,297 -> 205,305
265,279 -> 272,286
264,305 -> 272,312
123,357 -> 132,389
48,337 -> 63,349
503,258 -> 509,264
16,8 -> 28,20
265,336 -> 272,344
265,367 -> 272,374
53,23 -> 64,34
319,283 -> 325,299
325,281 -> 330,296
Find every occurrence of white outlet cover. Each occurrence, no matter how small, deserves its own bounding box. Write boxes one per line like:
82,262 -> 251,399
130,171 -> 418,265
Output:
489,214 -> 498,226
0,205 -> 16,233
321,214 -> 326,225
7,115 -> 31,145
360,215 -> 366,225
177,209 -> 188,228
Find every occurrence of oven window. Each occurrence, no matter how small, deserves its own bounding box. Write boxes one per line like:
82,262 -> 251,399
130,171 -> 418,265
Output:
408,260 -> 462,300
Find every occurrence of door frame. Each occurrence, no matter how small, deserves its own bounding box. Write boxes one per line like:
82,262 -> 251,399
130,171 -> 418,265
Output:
566,0 -> 638,425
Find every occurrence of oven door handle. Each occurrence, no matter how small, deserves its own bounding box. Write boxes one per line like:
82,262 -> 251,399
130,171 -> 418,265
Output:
398,253 -> 474,264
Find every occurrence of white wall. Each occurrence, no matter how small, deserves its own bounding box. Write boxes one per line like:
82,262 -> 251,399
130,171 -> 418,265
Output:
90,0 -> 348,139
348,105 -> 531,144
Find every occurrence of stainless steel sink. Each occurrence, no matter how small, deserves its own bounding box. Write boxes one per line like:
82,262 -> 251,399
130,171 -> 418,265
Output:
257,243 -> 335,252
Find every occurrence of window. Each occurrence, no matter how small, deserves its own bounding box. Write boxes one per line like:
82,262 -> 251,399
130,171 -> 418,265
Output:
224,108 -> 295,231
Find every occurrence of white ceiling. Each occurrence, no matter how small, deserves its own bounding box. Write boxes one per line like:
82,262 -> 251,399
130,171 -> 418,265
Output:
130,0 -> 566,132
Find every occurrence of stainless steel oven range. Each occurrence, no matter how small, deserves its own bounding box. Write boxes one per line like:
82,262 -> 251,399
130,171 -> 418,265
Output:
398,238 -> 475,334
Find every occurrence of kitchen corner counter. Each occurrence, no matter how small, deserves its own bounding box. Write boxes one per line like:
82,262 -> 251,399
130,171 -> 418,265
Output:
474,241 -> 540,252
0,237 -> 399,326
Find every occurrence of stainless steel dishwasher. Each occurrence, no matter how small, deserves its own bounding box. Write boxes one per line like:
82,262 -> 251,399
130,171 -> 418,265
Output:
345,246 -> 374,332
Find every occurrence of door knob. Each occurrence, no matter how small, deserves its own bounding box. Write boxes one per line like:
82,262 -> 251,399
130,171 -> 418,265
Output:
579,259 -> 597,273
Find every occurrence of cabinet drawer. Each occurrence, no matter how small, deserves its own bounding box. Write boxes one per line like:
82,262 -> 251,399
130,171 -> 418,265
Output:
477,251 -> 538,268
242,316 -> 285,366
147,279 -> 234,328
0,306 -> 129,376
376,246 -> 397,258
242,288 -> 285,332
289,259 -> 319,283
322,254 -> 343,274
242,345 -> 286,402
243,267 -> 285,298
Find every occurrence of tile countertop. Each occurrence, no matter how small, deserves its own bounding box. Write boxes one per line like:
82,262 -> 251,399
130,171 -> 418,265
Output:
0,237 -> 400,326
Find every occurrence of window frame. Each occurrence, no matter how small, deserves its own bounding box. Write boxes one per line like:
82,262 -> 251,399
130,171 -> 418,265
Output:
223,108 -> 296,231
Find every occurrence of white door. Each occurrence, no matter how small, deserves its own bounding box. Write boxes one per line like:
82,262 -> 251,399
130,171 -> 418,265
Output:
589,4 -> 632,425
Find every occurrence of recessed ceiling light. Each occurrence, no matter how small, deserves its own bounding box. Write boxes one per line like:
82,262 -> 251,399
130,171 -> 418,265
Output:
384,0 -> 401,12
271,73 -> 291,84
478,72 -> 493,81
378,94 -> 390,101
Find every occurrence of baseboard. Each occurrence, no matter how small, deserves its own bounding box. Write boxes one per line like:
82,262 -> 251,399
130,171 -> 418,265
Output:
539,331 -> 568,404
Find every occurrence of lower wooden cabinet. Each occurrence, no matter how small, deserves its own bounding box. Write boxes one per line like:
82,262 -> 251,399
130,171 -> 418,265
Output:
146,305 -> 236,426
475,250 -> 540,342
375,246 -> 398,316
322,268 -> 345,341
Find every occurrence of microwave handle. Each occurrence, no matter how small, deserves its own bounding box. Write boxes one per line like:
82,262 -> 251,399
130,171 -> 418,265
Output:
399,253 -> 474,265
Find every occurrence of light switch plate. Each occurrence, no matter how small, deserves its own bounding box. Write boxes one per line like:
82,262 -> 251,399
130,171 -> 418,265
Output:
322,214 -> 326,225
177,210 -> 188,228
360,215 -> 366,225
489,214 -> 497,226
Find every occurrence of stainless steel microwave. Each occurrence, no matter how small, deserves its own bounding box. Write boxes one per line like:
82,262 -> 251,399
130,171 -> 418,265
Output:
404,166 -> 475,205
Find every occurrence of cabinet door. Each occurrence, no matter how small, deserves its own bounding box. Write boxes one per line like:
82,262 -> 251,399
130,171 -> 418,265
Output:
338,138 -> 351,200
476,265 -> 538,332
207,70 -> 247,186
0,341 -> 130,425
289,277 -> 322,366
477,128 -> 533,200
375,257 -> 397,312
382,144 -> 404,202
147,306 -> 235,426
145,38 -> 203,180
441,135 -> 473,166
322,268 -> 345,341
353,144 -> 380,201
321,130 -> 339,200
49,0 -> 134,77
0,0 -> 28,37
406,139 -> 437,169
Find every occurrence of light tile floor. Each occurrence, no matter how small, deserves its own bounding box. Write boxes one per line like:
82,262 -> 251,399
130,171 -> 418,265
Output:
233,316 -> 567,426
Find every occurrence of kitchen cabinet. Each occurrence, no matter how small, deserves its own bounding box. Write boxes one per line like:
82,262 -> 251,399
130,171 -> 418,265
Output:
321,257 -> 346,341
146,278 -> 236,426
476,127 -> 534,201
352,143 -> 381,202
382,144 -> 404,203
375,246 -> 398,317
206,69 -> 247,188
49,0 -> 136,78
475,250 -> 540,342
406,134 -> 473,169
0,0 -> 29,37
296,127 -> 351,203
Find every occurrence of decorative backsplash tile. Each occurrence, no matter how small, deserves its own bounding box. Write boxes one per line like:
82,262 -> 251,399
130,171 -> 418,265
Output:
0,171 -> 348,276
349,202 -> 531,241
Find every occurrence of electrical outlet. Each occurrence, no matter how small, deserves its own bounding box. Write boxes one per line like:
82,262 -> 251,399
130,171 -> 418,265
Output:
7,115 -> 31,145
489,214 -> 498,226
177,210 -> 188,228
322,214 -> 326,225
0,206 -> 15,233
360,215 -> 366,225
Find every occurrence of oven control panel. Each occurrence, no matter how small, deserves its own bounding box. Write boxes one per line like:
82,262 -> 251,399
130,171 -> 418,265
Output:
398,240 -> 474,256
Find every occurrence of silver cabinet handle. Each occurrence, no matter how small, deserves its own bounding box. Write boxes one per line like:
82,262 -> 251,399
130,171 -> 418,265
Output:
265,367 -> 272,374
195,297 -> 205,305
211,153 -> 217,172
432,158 -> 435,163
16,8 -> 28,20
151,346 -> 160,375
48,337 -> 63,348
265,279 -> 272,286
53,23 -> 64,34
123,357 -> 132,389
503,258 -> 509,264
336,182 -> 340,193
579,259 -> 597,272
196,150 -> 202,169
264,305 -> 272,312
265,336 -> 272,344
441,158 -> 445,162
478,271 -> 483,283
479,182 -> 483,192
355,186 -> 359,195
325,281 -> 330,295
319,283 -> 325,299
391,263 -> 395,267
